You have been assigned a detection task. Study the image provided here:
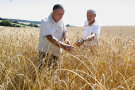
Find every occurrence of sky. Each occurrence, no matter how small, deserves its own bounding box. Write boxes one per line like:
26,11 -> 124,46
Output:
0,0 -> 135,26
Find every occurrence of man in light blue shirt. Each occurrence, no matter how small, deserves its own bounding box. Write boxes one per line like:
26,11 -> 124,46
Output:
38,4 -> 74,70
76,9 -> 100,49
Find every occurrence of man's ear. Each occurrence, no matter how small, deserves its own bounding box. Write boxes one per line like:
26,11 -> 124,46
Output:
94,14 -> 96,18
52,10 -> 55,15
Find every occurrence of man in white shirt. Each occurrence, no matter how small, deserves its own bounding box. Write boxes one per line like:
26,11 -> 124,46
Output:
38,4 -> 74,70
75,9 -> 100,50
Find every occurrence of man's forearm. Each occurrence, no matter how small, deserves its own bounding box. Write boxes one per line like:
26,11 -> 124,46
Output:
63,31 -> 68,41
46,35 -> 73,52
83,33 -> 96,42
46,35 -> 66,48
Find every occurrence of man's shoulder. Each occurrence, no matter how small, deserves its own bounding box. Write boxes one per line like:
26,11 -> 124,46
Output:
40,17 -> 52,27
58,19 -> 64,25
84,20 -> 88,26
93,22 -> 100,28
41,17 -> 50,23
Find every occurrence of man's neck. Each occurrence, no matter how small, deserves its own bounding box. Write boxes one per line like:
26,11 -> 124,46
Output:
51,14 -> 58,23
88,20 -> 95,26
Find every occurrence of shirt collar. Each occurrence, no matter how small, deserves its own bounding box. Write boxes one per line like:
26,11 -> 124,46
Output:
85,20 -> 96,27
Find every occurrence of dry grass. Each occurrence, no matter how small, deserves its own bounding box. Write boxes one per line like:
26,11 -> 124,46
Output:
0,26 -> 135,90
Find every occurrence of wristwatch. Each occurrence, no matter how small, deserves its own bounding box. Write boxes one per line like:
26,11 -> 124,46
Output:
82,39 -> 85,42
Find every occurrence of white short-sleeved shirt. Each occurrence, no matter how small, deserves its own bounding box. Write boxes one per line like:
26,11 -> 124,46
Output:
83,20 -> 100,46
38,14 -> 66,56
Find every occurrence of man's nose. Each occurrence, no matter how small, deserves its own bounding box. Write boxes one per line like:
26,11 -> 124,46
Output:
60,16 -> 63,19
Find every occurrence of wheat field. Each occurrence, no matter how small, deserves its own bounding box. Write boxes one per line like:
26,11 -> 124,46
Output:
0,26 -> 135,90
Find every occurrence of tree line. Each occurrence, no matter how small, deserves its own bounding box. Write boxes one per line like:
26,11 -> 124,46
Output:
0,18 -> 39,28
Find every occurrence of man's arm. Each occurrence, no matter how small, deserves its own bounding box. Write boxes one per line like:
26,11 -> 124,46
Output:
63,31 -> 71,45
75,33 -> 96,47
46,35 -> 73,53
84,33 -> 96,42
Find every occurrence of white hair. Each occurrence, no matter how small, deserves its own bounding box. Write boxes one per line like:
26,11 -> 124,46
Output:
87,9 -> 96,15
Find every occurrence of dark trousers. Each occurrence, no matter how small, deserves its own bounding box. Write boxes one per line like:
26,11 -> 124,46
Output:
38,51 -> 58,70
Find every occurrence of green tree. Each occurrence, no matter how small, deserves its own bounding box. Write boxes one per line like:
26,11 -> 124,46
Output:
0,17 -> 3,20
66,24 -> 70,27
13,20 -> 19,24
28,23 -> 39,27
15,24 -> 22,27
0,20 -> 13,26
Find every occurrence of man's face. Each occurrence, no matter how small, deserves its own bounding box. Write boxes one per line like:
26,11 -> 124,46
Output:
87,12 -> 96,22
52,8 -> 64,22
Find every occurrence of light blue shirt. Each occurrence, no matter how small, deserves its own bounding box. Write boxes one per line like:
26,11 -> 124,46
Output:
38,14 -> 66,56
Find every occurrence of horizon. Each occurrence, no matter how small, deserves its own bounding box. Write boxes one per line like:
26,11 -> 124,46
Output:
1,17 -> 135,27
0,0 -> 135,26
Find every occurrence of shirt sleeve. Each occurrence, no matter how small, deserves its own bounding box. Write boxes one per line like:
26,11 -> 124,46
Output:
84,20 -> 88,27
94,25 -> 100,39
40,19 -> 52,37
61,20 -> 66,32
83,21 -> 88,40
83,27 -> 88,40
63,24 -> 66,32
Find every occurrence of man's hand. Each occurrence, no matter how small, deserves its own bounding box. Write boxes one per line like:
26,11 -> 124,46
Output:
63,31 -> 71,45
46,35 -> 74,53
85,33 -> 96,41
65,40 -> 71,45
64,39 -> 73,53
75,40 -> 84,47
63,44 -> 74,53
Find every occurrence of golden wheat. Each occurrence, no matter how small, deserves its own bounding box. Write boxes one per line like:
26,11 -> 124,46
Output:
0,26 -> 135,90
